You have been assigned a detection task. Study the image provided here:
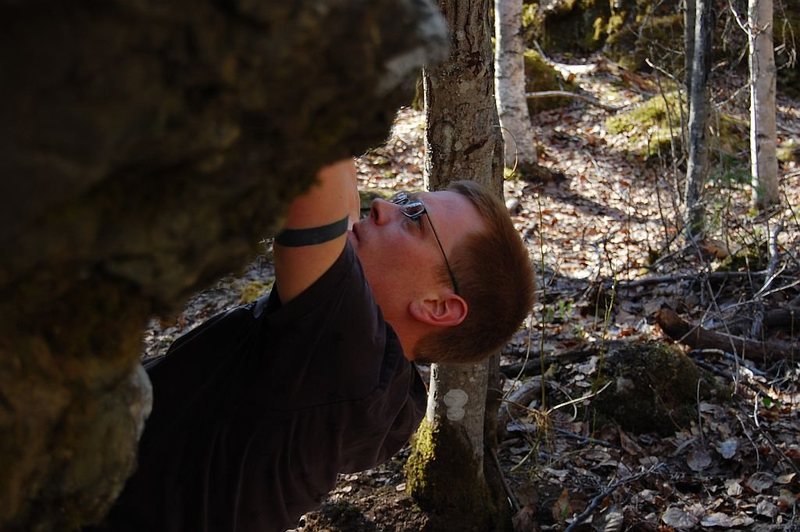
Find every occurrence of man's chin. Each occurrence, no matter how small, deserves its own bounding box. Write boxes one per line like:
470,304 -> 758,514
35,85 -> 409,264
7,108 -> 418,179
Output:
347,230 -> 359,247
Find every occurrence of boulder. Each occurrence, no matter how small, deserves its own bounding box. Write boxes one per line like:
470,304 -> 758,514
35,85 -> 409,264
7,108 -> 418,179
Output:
0,0 -> 447,528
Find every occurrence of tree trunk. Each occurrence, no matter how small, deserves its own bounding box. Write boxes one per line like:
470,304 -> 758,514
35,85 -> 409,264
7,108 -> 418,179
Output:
494,0 -> 538,172
684,0 -> 713,238
405,0 -> 507,530
748,0 -> 780,209
684,0 -> 696,96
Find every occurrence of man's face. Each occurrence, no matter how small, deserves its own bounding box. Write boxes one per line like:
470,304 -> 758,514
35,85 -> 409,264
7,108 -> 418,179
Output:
348,190 -> 484,321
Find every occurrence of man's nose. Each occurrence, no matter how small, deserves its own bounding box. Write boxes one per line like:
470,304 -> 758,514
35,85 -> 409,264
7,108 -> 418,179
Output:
370,198 -> 396,225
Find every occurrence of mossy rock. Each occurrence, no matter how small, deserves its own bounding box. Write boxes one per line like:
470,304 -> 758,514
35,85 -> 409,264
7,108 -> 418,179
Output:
522,0 -> 610,53
716,239 -> 770,272
238,280 -> 274,304
605,91 -> 685,157
605,13 -> 684,71
522,0 -> 682,64
524,50 -> 576,113
777,139 -> 800,163
590,341 -> 708,435
605,92 -> 748,159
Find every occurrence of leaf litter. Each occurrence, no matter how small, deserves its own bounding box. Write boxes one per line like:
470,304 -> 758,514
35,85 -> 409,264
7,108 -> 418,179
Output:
142,54 -> 800,531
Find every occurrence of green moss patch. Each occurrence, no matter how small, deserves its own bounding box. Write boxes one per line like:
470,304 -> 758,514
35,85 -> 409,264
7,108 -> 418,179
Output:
605,92 -> 748,160
524,50 -> 576,113
405,420 -> 498,531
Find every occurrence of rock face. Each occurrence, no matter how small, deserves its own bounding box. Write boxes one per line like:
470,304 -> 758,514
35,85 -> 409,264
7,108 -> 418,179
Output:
0,0 -> 447,529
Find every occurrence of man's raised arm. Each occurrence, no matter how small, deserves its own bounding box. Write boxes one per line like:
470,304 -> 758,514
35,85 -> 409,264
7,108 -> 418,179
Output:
273,158 -> 359,302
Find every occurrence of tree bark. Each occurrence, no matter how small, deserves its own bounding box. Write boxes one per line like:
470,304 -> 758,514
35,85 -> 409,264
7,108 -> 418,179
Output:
494,0 -> 538,171
748,0 -> 780,209
684,0 -> 696,96
684,0 -> 714,238
406,0 -> 507,529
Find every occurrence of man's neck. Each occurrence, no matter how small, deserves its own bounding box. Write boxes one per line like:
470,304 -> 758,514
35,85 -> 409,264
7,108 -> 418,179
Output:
389,320 -> 424,362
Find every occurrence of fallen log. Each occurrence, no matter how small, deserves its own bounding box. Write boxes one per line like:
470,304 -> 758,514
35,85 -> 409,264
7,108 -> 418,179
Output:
655,308 -> 797,363
763,307 -> 800,331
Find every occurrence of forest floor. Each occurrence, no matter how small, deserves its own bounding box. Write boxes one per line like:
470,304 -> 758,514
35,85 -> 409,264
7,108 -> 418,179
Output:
144,53 -> 800,531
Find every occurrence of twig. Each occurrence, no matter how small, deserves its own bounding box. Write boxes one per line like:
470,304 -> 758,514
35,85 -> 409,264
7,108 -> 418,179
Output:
554,428 -> 620,449
499,348 -> 588,377
735,412 -> 761,470
548,381 -> 612,415
525,90 -> 623,112
489,448 -> 521,514
740,408 -> 800,477
689,348 -> 769,377
564,465 -> 664,532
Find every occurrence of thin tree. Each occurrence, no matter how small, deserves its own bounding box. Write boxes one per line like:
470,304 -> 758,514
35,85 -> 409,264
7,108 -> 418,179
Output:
405,0 -> 507,529
684,0 -> 696,94
684,0 -> 714,238
748,0 -> 780,209
495,0 -> 538,173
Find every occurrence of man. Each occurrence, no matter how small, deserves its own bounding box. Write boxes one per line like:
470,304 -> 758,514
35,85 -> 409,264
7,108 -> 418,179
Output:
96,158 -> 534,531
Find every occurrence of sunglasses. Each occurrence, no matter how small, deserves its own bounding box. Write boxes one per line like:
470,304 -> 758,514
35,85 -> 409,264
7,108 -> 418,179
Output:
389,191 -> 460,295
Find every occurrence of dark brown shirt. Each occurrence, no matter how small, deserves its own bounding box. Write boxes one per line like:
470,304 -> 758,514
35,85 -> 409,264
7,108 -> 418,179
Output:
100,243 -> 426,532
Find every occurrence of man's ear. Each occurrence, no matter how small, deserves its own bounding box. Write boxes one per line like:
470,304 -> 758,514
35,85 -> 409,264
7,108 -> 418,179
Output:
409,294 -> 468,328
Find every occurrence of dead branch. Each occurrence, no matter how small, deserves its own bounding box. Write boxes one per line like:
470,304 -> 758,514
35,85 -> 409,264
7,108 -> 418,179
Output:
763,307 -> 800,330
690,354 -> 773,398
655,308 -> 797,363
614,270 -> 769,289
500,347 -> 589,377
554,428 -> 619,449
525,90 -> 623,112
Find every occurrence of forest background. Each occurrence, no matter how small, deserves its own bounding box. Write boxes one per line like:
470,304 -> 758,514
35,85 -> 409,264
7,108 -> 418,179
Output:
143,0 -> 800,530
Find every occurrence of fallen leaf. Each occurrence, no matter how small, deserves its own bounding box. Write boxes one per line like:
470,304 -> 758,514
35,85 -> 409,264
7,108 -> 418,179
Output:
716,438 -> 738,459
746,472 -> 775,493
699,238 -> 731,259
700,512 -> 735,528
756,499 -> 778,518
551,488 -> 572,524
687,448 -> 713,471
725,479 -> 744,496
778,489 -> 799,511
661,506 -> 699,529
618,428 -> 643,456
512,505 -> 538,532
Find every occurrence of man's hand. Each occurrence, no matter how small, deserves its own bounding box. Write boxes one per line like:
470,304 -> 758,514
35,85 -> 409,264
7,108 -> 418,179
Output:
274,158 -> 358,302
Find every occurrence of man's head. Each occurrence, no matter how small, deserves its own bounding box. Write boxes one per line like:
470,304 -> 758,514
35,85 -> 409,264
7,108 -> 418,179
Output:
349,180 -> 534,364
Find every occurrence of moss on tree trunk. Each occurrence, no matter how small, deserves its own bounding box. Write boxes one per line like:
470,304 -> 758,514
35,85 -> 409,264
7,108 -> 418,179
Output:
406,420 -> 498,531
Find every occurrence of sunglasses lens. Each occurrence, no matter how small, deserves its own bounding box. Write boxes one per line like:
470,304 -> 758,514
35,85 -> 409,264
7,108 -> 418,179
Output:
389,192 -> 408,205
401,202 -> 425,218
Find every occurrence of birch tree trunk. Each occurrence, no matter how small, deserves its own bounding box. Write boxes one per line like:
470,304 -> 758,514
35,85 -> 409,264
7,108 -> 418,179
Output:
748,0 -> 780,209
684,0 -> 714,238
495,0 -> 538,172
405,0 -> 507,529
